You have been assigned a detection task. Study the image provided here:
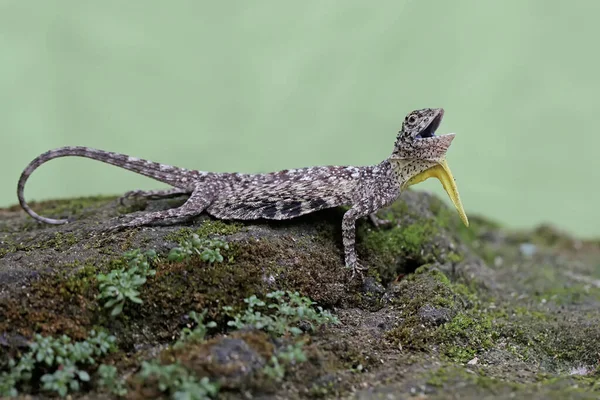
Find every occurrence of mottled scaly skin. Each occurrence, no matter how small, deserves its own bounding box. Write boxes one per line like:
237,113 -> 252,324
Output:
17,108 -> 456,275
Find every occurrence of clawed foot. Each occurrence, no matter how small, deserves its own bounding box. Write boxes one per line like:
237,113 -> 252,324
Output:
346,262 -> 368,281
369,213 -> 394,229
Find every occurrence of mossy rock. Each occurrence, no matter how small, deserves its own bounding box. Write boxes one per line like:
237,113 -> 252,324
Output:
0,190 -> 599,399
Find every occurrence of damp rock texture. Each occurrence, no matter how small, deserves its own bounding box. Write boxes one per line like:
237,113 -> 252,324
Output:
1,190 -> 599,399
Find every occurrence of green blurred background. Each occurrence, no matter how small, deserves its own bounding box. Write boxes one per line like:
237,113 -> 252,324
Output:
1,1 -> 599,237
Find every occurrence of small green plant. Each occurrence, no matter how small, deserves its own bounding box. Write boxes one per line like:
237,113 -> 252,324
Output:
137,361 -> 219,400
40,364 -> 89,397
168,234 -> 229,263
0,357 -> 30,398
224,291 -> 339,337
97,249 -> 157,316
277,342 -> 308,364
262,356 -> 285,381
267,291 -> 339,331
96,364 -> 128,397
0,330 -> 117,397
263,342 -> 307,382
134,292 -> 336,394
174,310 -> 217,349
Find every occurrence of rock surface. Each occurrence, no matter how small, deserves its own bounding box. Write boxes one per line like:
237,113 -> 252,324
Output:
1,190 -> 599,399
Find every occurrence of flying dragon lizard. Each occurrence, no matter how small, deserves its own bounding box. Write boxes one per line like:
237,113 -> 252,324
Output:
17,108 -> 469,275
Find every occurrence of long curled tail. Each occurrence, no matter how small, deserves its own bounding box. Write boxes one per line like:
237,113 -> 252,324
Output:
17,146 -> 197,224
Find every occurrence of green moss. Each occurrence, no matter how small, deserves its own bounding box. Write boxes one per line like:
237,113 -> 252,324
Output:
356,194 -> 477,282
385,265 -> 458,350
0,241 -> 17,258
429,197 -> 503,265
426,366 -> 520,392
0,274 -> 97,339
438,312 -> 496,362
195,220 -> 243,238
534,283 -> 600,306
363,220 -> 438,258
147,330 -> 276,397
0,232 -> 82,257
385,264 -> 502,363
425,365 -> 600,397
164,227 -> 194,243
28,195 -> 116,219
426,366 -> 471,388
413,264 -> 451,286
400,277 -> 600,369
0,249 -> 158,341
132,230 -> 348,344
516,262 -> 600,306
164,220 -> 243,244
443,345 -> 476,362
513,307 -> 548,320
137,242 -> 270,326
521,318 -> 600,366
309,381 -> 338,398
529,224 -> 574,247
46,232 -> 78,250
447,251 -> 463,263
3,188 -> 600,398
58,264 -> 99,300
359,219 -> 441,282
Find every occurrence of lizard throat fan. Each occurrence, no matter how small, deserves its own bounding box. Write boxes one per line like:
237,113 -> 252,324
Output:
404,159 -> 469,227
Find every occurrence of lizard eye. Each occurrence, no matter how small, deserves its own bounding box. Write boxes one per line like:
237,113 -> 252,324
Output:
407,115 -> 418,125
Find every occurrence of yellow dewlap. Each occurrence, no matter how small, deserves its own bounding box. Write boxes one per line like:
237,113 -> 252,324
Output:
404,159 -> 469,227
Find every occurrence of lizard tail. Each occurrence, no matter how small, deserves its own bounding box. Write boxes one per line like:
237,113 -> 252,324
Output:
17,146 -> 199,224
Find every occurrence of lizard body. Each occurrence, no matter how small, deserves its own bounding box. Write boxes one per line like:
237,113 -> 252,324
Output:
17,108 -> 468,274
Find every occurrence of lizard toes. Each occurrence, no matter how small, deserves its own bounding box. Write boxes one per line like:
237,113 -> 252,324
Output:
346,262 -> 367,281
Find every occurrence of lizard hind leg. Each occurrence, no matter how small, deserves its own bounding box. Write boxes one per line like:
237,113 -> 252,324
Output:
110,187 -> 213,230
119,187 -> 191,206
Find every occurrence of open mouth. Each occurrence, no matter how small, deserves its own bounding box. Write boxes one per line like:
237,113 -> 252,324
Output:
416,110 -> 443,139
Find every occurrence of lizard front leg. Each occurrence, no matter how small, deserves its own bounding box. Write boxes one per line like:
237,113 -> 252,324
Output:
342,207 -> 367,278
343,182 -> 400,278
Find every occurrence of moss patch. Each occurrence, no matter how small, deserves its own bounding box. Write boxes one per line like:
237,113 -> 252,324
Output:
385,264 -> 493,360
424,365 -> 600,399
9,195 -> 116,221
164,220 -> 244,244
1,191 -> 600,399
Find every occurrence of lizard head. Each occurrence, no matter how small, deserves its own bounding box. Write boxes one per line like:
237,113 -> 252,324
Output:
392,108 -> 454,161
390,108 -> 469,227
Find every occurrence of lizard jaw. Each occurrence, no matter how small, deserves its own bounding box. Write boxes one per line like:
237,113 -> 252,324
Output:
415,109 -> 443,138
404,158 -> 469,227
